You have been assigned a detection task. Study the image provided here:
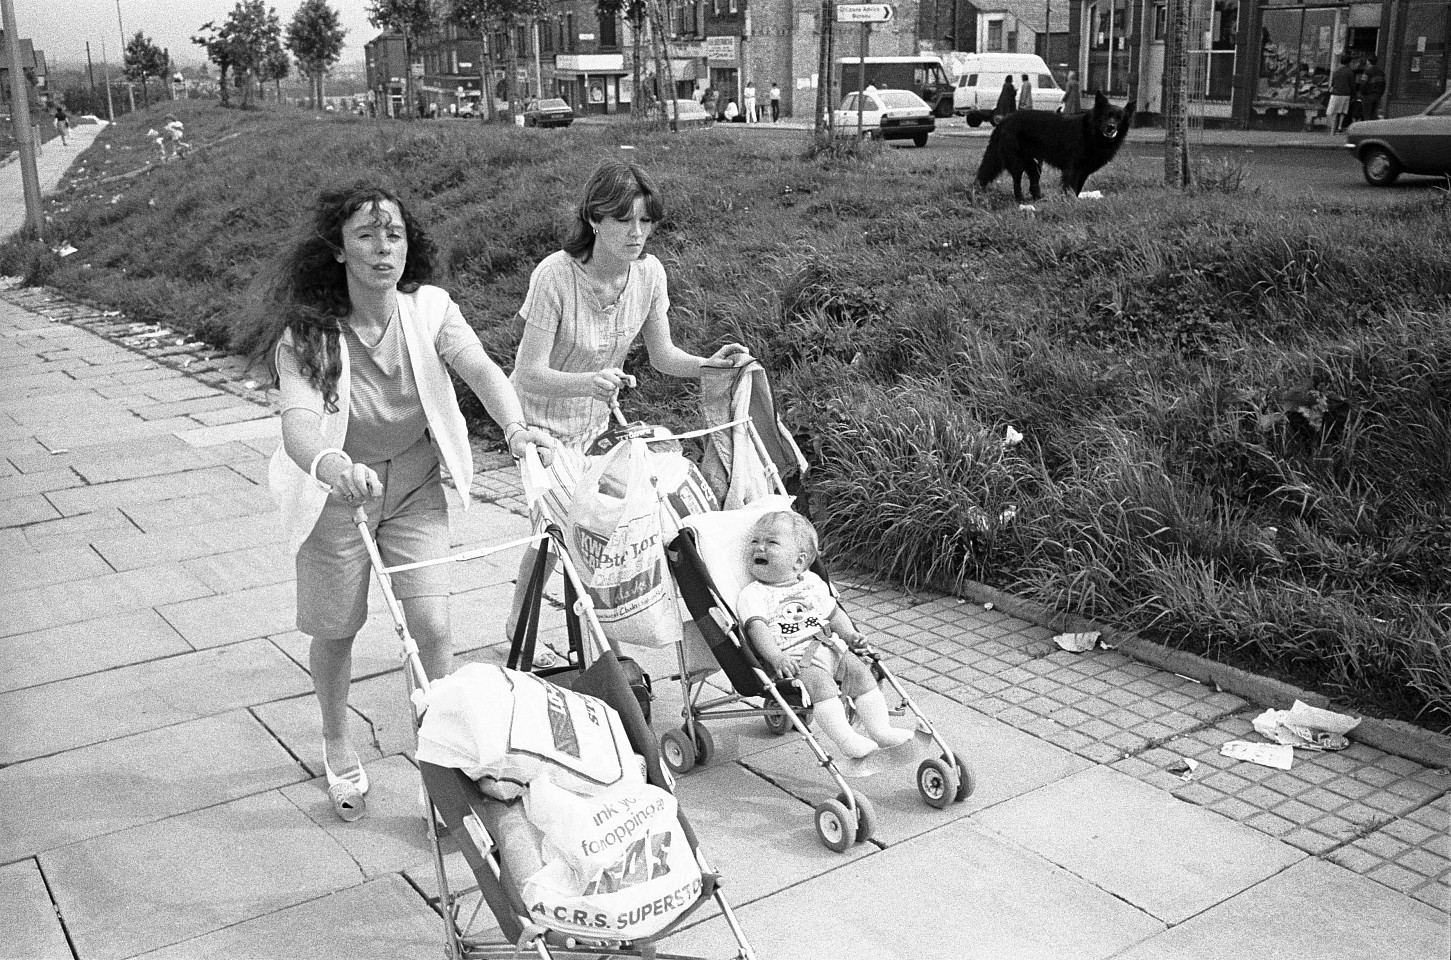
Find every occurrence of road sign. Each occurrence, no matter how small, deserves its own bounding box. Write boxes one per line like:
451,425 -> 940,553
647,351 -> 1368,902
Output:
836,3 -> 893,22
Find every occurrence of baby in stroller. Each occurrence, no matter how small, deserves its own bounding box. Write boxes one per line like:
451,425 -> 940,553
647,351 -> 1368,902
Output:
738,510 -> 914,759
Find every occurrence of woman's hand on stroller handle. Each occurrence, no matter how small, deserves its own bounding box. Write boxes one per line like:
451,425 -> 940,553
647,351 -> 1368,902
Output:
590,368 -> 636,402
509,427 -> 556,466
700,343 -> 752,369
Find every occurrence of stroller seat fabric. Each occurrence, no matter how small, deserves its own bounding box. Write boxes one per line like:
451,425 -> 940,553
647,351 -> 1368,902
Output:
416,663 -> 644,801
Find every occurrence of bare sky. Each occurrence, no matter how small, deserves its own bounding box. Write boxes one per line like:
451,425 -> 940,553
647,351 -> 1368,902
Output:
14,0 -> 382,71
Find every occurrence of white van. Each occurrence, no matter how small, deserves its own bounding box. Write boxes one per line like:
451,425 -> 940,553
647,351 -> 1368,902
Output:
951,53 -> 1063,124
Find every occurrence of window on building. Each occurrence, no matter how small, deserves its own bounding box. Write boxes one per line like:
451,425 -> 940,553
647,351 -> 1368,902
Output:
566,13 -> 576,51
1398,1 -> 1448,99
1007,29 -> 1018,51
987,20 -> 1003,51
599,10 -> 618,47
1153,4 -> 1166,41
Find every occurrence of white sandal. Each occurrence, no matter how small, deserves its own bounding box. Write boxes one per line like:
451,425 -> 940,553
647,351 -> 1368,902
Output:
323,746 -> 369,822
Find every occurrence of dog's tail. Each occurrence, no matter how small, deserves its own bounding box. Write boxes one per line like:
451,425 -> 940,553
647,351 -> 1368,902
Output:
975,126 -> 1006,188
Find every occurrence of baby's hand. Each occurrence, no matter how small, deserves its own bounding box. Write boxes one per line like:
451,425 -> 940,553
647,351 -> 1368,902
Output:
772,653 -> 800,678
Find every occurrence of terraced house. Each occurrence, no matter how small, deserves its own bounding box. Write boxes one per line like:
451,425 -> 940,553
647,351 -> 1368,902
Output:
395,0 -> 1445,126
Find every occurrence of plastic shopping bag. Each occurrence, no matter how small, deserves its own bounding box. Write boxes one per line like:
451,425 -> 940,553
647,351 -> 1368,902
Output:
510,774 -> 704,941
568,438 -> 683,648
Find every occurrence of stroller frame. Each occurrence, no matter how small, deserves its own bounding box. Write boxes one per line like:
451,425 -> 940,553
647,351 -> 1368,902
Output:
350,445 -> 758,960
635,419 -> 975,852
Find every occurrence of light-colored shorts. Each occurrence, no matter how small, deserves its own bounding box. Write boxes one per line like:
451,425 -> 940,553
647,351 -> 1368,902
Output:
1327,95 -> 1351,117
799,643 -> 876,702
296,435 -> 450,640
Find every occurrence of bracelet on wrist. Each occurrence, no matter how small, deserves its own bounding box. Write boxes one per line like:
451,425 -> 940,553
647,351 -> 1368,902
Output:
308,447 -> 350,487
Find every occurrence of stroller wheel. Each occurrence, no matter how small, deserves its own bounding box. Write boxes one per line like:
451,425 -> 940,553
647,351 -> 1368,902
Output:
916,757 -> 959,810
763,708 -> 790,736
691,724 -> 716,767
952,755 -> 976,802
813,798 -> 855,853
838,792 -> 878,844
660,728 -> 697,775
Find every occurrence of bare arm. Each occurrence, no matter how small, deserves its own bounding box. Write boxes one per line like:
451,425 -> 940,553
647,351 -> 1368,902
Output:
640,307 -> 749,378
280,408 -> 382,502
828,605 -> 867,650
745,618 -> 798,676
512,316 -> 639,403
448,342 -> 555,462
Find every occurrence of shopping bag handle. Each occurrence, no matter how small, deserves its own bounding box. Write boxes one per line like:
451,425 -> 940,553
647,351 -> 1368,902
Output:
521,442 -> 551,509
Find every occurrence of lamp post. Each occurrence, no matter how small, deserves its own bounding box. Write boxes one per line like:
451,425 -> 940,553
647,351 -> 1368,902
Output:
1,0 -> 44,239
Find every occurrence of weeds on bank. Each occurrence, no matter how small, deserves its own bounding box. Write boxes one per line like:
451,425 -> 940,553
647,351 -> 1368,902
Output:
4,101 -> 1449,727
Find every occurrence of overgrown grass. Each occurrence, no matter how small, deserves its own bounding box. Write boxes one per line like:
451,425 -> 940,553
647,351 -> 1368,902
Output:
4,100 -> 1448,729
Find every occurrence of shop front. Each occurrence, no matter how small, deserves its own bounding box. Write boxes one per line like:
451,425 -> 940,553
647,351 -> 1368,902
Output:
1392,0 -> 1450,113
554,53 -> 627,114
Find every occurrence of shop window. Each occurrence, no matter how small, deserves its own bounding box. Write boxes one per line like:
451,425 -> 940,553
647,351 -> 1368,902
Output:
1397,2 -> 1449,99
1256,6 -> 1345,108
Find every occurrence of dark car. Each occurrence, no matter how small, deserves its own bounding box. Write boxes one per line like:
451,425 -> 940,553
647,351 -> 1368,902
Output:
1344,91 -> 1451,186
522,98 -> 575,129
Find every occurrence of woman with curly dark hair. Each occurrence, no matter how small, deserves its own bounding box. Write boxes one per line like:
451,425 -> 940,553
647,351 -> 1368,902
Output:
258,181 -> 554,822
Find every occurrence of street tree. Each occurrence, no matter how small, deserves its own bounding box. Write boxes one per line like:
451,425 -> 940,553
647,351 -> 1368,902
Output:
260,39 -> 291,102
1161,0 -> 1191,186
122,31 -> 168,108
287,0 -> 348,108
192,21 -> 243,105
221,0 -> 285,108
368,0 -> 435,119
444,0 -> 546,123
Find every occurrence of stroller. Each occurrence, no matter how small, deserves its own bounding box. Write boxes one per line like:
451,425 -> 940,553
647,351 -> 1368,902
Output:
574,362 -> 977,853
350,445 -> 758,960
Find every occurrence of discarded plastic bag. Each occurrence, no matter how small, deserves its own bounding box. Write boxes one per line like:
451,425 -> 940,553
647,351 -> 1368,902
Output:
1221,740 -> 1294,770
1053,630 -> 1102,652
1252,700 -> 1359,751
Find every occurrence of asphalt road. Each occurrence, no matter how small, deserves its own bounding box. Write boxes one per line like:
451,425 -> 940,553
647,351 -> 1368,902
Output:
725,123 -> 1446,204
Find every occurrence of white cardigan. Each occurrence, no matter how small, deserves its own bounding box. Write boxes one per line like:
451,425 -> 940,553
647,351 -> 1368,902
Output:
269,286 -> 474,554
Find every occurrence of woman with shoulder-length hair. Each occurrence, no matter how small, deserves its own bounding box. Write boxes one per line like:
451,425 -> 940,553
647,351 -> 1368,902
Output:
255,181 -> 554,822
504,157 -> 750,660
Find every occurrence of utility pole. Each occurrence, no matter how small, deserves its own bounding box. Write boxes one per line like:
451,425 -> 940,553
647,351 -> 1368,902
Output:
1044,0 -> 1051,61
1,0 -> 44,239
101,37 -> 115,120
86,40 -> 96,93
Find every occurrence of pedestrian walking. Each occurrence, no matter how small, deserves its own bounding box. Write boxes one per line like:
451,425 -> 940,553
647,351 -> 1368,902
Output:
502,157 -> 749,660
1063,71 -> 1082,113
744,81 -> 758,123
255,182 -> 555,822
770,81 -> 781,122
53,105 -> 69,145
993,75 -> 1017,123
1018,73 -> 1034,110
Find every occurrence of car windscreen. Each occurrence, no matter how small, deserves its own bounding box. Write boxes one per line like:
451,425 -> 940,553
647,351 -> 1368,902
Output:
877,91 -> 923,109
1037,74 -> 1059,89
538,99 -> 569,109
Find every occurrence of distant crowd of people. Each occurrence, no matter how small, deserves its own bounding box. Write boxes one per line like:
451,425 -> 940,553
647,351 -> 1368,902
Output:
699,81 -> 782,123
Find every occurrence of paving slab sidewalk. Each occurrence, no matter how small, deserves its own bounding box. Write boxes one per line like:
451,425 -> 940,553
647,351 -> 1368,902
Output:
1,287 -> 1446,960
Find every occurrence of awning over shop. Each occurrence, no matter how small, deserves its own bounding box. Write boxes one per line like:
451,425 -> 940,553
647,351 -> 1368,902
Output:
554,53 -> 626,76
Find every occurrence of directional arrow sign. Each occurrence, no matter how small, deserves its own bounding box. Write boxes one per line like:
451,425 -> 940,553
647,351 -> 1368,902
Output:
836,3 -> 894,22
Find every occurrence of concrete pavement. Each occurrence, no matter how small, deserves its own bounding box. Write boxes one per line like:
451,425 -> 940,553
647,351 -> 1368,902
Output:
0,123 -> 1447,960
0,121 -> 104,241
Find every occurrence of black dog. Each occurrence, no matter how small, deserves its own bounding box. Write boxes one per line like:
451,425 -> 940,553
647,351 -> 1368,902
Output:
976,91 -> 1136,201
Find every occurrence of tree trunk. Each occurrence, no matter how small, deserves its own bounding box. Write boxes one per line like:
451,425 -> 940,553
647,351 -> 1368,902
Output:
219,65 -> 231,106
480,38 -> 496,122
403,24 -> 415,119
814,0 -> 835,139
631,13 -> 645,120
647,1 -> 677,130
1162,0 -> 1191,187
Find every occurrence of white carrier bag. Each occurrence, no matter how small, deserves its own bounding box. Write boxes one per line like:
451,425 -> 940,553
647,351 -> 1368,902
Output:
415,664 -> 644,801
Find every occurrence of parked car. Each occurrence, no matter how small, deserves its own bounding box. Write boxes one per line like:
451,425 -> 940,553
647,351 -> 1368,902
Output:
522,98 -> 575,128
1344,91 -> 1451,186
832,89 -> 935,147
952,52 -> 1064,124
655,99 -> 713,127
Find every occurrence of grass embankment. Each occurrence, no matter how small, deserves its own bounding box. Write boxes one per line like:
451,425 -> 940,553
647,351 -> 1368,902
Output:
4,101 -> 1448,729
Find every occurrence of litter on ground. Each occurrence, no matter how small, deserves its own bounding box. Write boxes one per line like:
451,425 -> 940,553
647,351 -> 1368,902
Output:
1052,630 -> 1102,652
1221,740 -> 1294,770
1252,700 -> 1359,751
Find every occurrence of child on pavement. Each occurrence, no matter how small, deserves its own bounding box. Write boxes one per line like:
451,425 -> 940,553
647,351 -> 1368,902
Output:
739,510 -> 913,758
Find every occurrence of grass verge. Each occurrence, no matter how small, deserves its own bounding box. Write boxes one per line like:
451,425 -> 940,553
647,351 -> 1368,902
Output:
4,100 -> 1448,730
